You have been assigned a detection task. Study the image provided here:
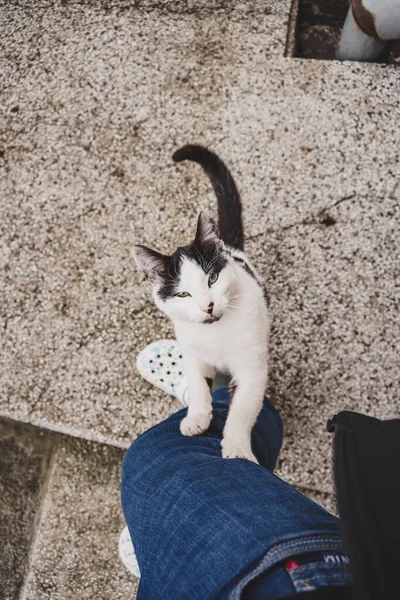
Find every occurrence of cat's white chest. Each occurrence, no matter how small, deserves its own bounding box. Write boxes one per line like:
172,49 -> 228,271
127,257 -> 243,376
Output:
174,298 -> 269,373
188,322 -> 233,371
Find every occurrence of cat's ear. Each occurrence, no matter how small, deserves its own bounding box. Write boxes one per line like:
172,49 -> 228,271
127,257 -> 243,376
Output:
194,211 -> 223,248
132,245 -> 167,281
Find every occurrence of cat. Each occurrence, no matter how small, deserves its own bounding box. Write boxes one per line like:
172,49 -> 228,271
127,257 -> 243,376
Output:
132,145 -> 270,463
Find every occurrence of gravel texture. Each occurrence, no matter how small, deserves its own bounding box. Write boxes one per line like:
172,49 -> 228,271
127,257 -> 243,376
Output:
300,488 -> 337,516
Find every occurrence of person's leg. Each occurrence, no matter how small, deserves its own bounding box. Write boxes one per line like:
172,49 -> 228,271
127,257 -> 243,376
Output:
121,385 -> 350,600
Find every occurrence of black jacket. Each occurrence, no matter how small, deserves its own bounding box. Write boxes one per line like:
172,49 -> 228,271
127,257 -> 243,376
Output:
286,411 -> 400,600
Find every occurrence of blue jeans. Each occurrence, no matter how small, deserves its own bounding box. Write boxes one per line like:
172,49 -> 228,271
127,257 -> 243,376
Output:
121,388 -> 351,599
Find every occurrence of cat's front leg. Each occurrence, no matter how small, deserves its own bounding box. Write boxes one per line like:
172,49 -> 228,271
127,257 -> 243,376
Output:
221,369 -> 267,463
180,358 -> 215,437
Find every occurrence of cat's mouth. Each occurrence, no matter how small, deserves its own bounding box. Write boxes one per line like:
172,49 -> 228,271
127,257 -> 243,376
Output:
203,315 -> 221,325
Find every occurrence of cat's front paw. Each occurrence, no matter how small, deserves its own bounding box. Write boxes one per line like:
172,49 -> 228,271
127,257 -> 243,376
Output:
180,412 -> 212,436
221,437 -> 258,464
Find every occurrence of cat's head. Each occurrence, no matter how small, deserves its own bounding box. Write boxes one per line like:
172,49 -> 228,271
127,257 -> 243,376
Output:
132,212 -> 238,324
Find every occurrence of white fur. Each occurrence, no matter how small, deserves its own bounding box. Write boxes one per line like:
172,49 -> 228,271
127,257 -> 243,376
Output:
151,247 -> 270,463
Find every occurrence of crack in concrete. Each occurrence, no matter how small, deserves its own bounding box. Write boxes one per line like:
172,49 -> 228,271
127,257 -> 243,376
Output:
282,193 -> 356,231
247,194 -> 357,241
327,193 -> 357,211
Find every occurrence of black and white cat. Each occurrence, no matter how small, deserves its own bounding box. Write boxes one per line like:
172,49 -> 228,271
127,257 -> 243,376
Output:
133,145 -> 269,463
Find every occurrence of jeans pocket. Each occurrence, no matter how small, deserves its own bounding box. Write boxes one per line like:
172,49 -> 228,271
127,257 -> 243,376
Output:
286,560 -> 350,592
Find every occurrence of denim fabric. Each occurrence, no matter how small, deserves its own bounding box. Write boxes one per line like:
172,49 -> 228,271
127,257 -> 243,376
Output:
121,388 -> 350,600
233,556 -> 350,600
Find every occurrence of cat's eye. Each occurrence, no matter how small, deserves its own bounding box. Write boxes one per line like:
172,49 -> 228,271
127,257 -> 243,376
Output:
208,272 -> 219,285
176,291 -> 191,298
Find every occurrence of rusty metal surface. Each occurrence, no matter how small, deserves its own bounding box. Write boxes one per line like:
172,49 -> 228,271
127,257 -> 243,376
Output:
352,0 -> 379,39
285,0 -> 300,57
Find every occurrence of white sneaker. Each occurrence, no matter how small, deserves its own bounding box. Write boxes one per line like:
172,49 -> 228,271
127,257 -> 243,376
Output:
119,340 -> 190,578
136,339 -> 189,407
119,525 -> 140,578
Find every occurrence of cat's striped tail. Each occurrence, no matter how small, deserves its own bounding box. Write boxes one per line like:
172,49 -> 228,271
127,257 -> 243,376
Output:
172,145 -> 244,251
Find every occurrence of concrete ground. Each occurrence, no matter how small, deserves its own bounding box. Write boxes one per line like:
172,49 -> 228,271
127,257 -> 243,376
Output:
0,0 -> 399,596
0,417 -> 138,600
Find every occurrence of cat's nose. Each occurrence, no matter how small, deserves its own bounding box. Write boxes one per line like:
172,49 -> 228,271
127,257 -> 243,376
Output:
201,302 -> 214,314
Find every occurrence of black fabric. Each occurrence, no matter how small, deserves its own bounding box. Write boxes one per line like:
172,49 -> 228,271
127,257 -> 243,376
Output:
327,411 -> 400,600
282,586 -> 353,600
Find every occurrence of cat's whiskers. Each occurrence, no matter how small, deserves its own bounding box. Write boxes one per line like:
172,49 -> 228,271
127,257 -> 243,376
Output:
227,303 -> 258,317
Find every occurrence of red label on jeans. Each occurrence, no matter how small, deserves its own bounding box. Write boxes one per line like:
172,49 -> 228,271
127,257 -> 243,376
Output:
286,560 -> 300,570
